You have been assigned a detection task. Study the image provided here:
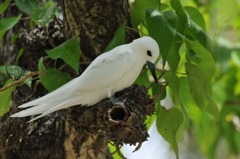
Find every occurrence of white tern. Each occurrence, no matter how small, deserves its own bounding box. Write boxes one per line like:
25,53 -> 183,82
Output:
11,36 -> 160,122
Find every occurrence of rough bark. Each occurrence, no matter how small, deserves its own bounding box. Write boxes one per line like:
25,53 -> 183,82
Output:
0,0 -> 155,159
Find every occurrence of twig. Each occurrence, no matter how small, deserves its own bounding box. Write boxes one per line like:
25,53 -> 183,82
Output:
153,83 -> 169,101
147,69 -> 166,90
124,26 -> 148,36
0,71 -> 45,92
20,17 -> 31,20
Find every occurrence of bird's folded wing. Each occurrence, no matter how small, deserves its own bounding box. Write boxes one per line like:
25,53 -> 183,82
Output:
75,48 -> 135,91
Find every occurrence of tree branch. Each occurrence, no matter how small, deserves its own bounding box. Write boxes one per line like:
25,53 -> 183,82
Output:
0,71 -> 45,92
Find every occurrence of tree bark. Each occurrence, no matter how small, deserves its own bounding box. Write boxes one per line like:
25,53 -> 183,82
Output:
0,1 -> 155,159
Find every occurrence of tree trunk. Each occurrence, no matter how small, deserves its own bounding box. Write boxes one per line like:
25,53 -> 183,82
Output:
0,1 -> 155,159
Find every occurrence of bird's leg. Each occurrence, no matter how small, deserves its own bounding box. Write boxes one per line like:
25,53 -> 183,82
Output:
110,95 -> 125,107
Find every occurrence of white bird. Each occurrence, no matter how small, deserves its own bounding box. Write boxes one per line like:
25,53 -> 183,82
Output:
11,36 -> 160,122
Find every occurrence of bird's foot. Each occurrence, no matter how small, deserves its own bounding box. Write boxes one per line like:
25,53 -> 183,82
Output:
110,95 -> 126,107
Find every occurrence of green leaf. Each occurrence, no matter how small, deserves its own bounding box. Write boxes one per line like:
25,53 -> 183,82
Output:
0,79 -> 16,116
134,69 -> 150,86
0,14 -> 22,39
130,0 -> 160,28
185,63 -> 219,120
0,73 -> 8,86
104,23 -> 126,52
146,9 -> 178,67
47,38 -> 80,75
30,2 -> 57,26
0,14 -> 22,30
15,48 -> 24,65
164,73 -> 180,106
184,6 -> 206,31
0,65 -> 32,88
168,0 -> 187,72
0,0 -> 11,14
185,40 -> 215,95
231,50 -> 240,67
40,68 -> 72,92
15,0 -> 38,14
38,57 -> 47,86
185,19 -> 212,52
38,57 -> 47,72
167,39 -> 181,72
156,106 -> 184,158
179,77 -> 202,124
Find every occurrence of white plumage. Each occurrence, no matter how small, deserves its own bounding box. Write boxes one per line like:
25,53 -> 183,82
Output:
11,36 -> 160,121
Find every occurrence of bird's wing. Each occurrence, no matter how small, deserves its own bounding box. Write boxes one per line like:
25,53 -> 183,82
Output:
75,47 -> 135,91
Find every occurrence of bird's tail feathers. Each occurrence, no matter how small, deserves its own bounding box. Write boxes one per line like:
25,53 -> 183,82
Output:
19,78 -> 80,108
10,101 -> 59,117
27,95 -> 81,122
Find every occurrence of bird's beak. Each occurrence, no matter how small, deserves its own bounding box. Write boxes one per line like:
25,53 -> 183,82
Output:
146,61 -> 158,85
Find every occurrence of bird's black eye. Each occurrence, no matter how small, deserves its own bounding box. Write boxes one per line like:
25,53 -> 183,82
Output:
147,50 -> 152,57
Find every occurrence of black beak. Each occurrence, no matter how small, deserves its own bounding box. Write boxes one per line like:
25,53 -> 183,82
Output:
146,61 -> 158,85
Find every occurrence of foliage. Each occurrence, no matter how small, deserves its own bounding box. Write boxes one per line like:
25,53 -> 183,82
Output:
0,0 -> 239,158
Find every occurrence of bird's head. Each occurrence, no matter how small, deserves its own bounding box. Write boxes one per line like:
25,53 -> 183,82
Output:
132,36 -> 160,84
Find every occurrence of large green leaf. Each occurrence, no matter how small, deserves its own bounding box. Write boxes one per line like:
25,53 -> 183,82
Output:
0,14 -> 22,40
184,6 -> 206,31
30,2 -> 57,26
47,38 -> 80,75
15,0 -> 38,14
104,23 -> 125,53
164,73 -> 190,126
0,0 -> 11,14
156,106 -> 184,158
146,9 -> 178,67
130,0 -> 160,28
0,79 -> 16,116
168,0 -> 187,72
185,19 -> 212,52
179,77 -> 202,124
185,63 -> 219,120
40,68 -> 72,92
185,40 -> 215,95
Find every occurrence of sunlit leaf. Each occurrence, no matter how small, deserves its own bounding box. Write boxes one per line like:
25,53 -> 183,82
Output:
146,9 -> 178,67
104,23 -> 125,52
185,40 -> 215,95
30,2 -> 57,26
47,38 -> 80,75
167,0 -> 187,72
0,79 -> 16,116
185,63 -> 219,120
156,106 -> 184,158
179,77 -> 202,124
231,50 -> 240,67
40,68 -> 72,92
184,6 -> 206,31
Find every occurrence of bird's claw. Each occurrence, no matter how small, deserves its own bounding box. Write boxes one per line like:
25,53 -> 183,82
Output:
110,95 -> 126,107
